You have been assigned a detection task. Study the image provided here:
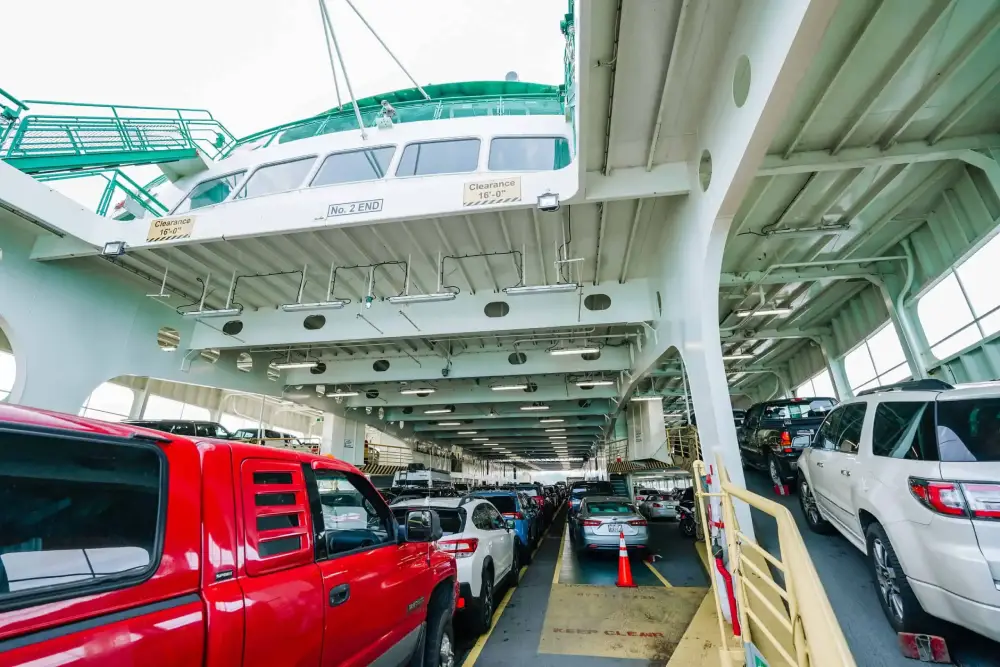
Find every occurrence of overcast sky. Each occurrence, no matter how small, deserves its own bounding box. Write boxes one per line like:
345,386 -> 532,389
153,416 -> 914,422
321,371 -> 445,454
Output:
5,0 -> 568,137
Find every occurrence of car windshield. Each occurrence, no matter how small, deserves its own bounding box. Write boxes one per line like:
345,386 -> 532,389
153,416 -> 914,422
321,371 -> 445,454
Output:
762,399 -> 835,420
586,501 -> 635,514
392,508 -> 465,535
475,495 -> 517,513
936,398 -> 1000,462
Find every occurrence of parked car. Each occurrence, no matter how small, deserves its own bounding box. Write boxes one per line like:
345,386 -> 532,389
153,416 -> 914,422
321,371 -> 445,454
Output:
640,493 -> 679,520
569,481 -> 616,515
515,483 -> 551,525
517,491 -> 544,543
571,497 -> 649,553
122,418 -> 233,439
738,396 -> 837,485
392,497 -> 517,635
472,490 -> 540,562
231,426 -> 303,446
0,404 -> 459,667
796,379 -> 1000,643
634,488 -> 659,503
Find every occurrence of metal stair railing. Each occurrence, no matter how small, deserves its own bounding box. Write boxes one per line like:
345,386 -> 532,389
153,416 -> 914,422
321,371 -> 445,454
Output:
1,98 -> 237,174
693,456 -> 854,667
35,168 -> 170,218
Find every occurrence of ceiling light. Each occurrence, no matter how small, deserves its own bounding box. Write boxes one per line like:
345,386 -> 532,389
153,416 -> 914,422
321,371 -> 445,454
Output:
545,428 -> 565,432
504,283 -> 578,296
631,395 -> 663,402
520,405 -> 549,411
722,353 -> 755,361
492,384 -> 528,391
271,360 -> 320,370
387,292 -> 457,304
457,431 -> 477,435
735,307 -> 794,318
576,380 -> 613,387
472,437 -> 489,441
549,436 -> 566,440
436,421 -> 461,426
424,408 -> 453,414
400,388 -> 436,395
326,390 -> 359,397
182,307 -> 242,319
549,347 -> 599,356
540,418 -> 564,423
281,300 -> 349,312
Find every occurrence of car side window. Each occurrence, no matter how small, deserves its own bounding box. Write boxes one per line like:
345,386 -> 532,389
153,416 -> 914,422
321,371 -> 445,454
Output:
835,404 -> 867,454
195,423 -> 215,438
312,469 -> 393,558
483,505 -> 506,530
170,423 -> 195,436
0,431 -> 164,608
814,408 -> 843,450
471,504 -> 489,530
871,402 -> 938,460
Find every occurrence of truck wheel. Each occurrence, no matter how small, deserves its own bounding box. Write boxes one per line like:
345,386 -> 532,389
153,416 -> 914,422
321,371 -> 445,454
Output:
418,599 -> 455,667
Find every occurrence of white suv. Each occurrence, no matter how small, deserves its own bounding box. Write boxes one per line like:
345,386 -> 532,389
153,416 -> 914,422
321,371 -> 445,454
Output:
391,496 -> 517,634
796,379 -> 1000,642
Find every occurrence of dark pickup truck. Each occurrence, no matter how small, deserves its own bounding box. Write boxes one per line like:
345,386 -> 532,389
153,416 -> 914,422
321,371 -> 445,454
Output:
737,397 -> 837,485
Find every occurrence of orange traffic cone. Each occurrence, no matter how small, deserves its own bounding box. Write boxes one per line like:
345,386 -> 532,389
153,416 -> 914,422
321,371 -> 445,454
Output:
616,530 -> 636,588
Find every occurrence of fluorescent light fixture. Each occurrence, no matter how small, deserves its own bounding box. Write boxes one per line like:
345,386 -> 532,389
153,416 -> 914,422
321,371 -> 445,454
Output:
400,388 -> 436,395
424,408 -> 453,414
181,307 -> 242,319
271,360 -> 320,370
549,347 -> 599,356
492,384 -> 528,391
735,307 -> 794,318
472,437 -> 489,441
326,390 -> 359,397
520,405 -> 550,411
102,241 -> 126,256
436,421 -> 461,426
576,380 -> 613,387
723,353 -> 756,361
281,300 -> 348,312
537,192 -> 560,211
457,431 -> 477,435
387,292 -> 457,304
545,428 -> 566,433
540,418 -> 564,423
631,395 -> 663,402
504,283 -> 579,296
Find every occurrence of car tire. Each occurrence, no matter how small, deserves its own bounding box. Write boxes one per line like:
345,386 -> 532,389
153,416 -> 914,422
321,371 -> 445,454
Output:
417,594 -> 455,667
768,454 -> 785,487
508,542 -> 521,587
470,565 -> 494,635
798,476 -> 834,534
865,522 -> 932,635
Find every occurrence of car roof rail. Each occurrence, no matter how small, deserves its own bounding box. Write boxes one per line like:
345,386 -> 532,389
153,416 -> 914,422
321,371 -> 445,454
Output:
856,378 -> 954,396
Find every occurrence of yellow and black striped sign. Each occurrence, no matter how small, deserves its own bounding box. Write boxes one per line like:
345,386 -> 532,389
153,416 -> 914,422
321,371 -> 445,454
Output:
361,464 -> 408,476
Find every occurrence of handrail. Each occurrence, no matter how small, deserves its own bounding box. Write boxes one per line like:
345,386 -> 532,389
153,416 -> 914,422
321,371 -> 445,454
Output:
693,456 -> 854,667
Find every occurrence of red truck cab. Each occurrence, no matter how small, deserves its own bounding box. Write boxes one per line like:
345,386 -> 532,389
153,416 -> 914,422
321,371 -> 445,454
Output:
0,404 -> 457,667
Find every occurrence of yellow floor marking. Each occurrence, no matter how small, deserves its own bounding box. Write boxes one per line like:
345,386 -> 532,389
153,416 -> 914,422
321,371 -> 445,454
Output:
644,560 -> 673,588
518,565 -> 527,582
552,518 -> 567,586
461,585 -> 516,666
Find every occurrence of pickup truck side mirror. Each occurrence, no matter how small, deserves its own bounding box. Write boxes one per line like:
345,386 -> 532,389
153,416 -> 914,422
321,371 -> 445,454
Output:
405,509 -> 443,543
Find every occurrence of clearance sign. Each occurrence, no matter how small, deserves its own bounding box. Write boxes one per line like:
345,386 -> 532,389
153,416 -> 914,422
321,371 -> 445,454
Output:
147,216 -> 196,243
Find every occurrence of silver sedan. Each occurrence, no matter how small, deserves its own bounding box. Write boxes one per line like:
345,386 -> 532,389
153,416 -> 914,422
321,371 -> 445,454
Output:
640,494 -> 679,520
571,496 -> 649,553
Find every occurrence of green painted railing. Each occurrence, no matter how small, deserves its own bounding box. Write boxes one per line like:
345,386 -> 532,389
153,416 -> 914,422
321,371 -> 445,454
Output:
35,168 -> 169,218
1,98 -> 237,175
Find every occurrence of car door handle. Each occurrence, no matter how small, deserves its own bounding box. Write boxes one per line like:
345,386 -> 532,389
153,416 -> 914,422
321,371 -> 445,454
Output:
840,470 -> 851,477
816,462 -> 824,468
329,583 -> 351,607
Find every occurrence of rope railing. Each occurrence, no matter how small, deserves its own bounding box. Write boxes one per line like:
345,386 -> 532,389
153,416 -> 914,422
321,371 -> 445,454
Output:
693,455 -> 854,667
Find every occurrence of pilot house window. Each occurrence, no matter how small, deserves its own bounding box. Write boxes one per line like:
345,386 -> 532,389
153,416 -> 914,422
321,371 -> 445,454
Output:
396,138 -> 481,177
311,146 -> 396,187
235,157 -> 316,201
172,171 -> 245,214
488,136 -> 570,171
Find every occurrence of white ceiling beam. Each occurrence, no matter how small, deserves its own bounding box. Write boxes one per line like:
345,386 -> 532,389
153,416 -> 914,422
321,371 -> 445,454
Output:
414,417 -> 604,431
336,384 -> 616,408
646,0 -> 692,170
384,403 -> 612,422
282,346 -> 631,385
583,163 -> 689,202
722,327 -> 830,341
191,281 -> 654,350
928,68 -> 1000,145
719,262 -> 887,286
758,135 -> 1000,176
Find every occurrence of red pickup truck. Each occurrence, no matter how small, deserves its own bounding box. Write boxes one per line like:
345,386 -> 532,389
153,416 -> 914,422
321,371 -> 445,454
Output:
0,404 -> 458,667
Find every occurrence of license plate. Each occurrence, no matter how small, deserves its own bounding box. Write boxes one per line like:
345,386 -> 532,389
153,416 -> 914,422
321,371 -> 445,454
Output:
607,523 -> 624,532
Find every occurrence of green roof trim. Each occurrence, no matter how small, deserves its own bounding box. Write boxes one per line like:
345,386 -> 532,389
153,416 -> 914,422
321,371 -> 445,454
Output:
319,80 -> 562,115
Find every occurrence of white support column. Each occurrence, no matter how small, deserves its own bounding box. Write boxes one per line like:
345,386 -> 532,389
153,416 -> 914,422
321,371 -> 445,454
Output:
872,278 -> 928,380
320,412 -> 366,466
817,337 -> 852,400
128,378 -> 152,419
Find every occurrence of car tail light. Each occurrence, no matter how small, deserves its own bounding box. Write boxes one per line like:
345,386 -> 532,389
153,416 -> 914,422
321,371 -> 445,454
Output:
438,538 -> 479,558
652,503 -> 663,508
628,519 -> 647,526
963,483 -> 1000,520
780,431 -> 791,446
503,512 -> 524,520
581,519 -> 601,526
457,597 -> 466,609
